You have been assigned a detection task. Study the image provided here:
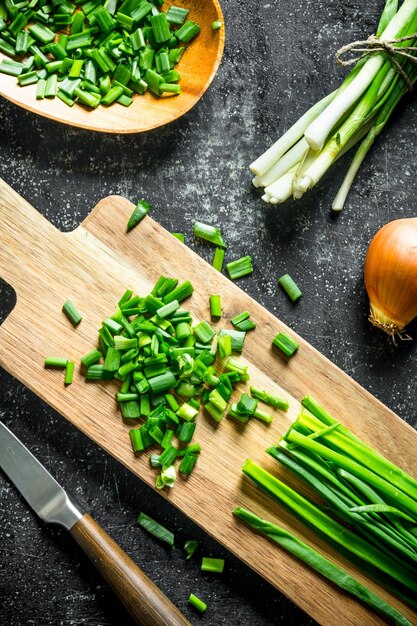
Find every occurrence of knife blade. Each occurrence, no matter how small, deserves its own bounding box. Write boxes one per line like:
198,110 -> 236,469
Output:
0,421 -> 190,626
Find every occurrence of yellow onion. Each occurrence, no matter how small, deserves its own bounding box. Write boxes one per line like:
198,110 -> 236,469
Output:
364,217 -> 417,336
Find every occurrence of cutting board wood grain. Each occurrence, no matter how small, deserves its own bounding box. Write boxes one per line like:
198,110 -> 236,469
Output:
0,179 -> 416,626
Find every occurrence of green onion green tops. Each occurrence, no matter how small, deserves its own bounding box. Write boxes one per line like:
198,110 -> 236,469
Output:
250,387 -> 289,411
278,274 -> 302,303
209,295 -> 222,318
137,512 -> 174,547
44,357 -> 68,368
211,19 -> 222,31
127,199 -> 151,232
184,539 -> 199,560
212,247 -> 225,272
272,332 -> 299,357
188,593 -> 207,614
193,221 -> 227,248
233,507 -> 413,626
201,557 -> 225,573
62,299 -> 83,325
226,256 -> 253,280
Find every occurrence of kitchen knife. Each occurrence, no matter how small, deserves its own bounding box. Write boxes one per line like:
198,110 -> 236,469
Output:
0,421 -> 190,626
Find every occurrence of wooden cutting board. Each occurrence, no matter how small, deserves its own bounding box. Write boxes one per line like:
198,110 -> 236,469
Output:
0,179 -> 416,626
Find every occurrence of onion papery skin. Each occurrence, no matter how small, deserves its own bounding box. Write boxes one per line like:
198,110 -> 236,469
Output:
364,217 -> 417,336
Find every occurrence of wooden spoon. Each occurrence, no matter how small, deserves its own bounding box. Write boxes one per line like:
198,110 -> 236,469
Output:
0,0 -> 224,133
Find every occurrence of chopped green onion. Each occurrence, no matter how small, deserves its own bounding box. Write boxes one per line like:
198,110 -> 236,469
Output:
201,557 -> 224,573
159,444 -> 178,467
188,593 -> 206,614
160,464 -> 176,487
237,393 -> 258,416
250,387 -> 289,411
81,349 -> 102,368
193,320 -> 215,344
163,280 -> 193,304
177,402 -> 198,421
172,232 -> 184,242
176,20 -> 200,43
219,329 -> 245,353
231,311 -> 250,326
166,5 -> 188,25
278,274 -> 302,303
272,332 -> 299,357
227,403 -> 249,423
149,453 -> 161,468
127,199 -> 151,232
178,421 -> 196,443
217,334 -> 231,358
211,19 -> 222,30
175,443 -> 198,458
193,221 -> 226,248
129,429 -> 144,453
252,407 -> 273,424
226,256 -> 253,280
45,357 -> 68,368
212,247 -> 225,272
62,299 -> 82,326
184,539 -> 198,560
209,295 -> 222,318
148,371 -> 176,394
179,453 -> 198,475
137,512 -> 174,547
64,361 -> 75,385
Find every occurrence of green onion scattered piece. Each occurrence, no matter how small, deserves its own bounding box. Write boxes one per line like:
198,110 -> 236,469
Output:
233,507 -> 413,626
184,539 -> 199,560
44,357 -> 68,368
237,393 -> 258,416
252,407 -> 272,424
219,329 -> 245,353
193,221 -> 227,248
64,361 -> 75,385
217,334 -> 232,358
227,403 -> 249,423
62,299 -> 82,325
250,387 -> 289,411
272,332 -> 299,357
188,593 -> 207,614
172,232 -> 184,242
231,311 -> 250,326
209,295 -> 222,318
212,247 -> 225,272
226,256 -> 253,280
278,274 -> 302,303
137,512 -> 174,547
178,421 -> 196,443
127,199 -> 151,232
201,557 -> 225,573
211,19 -> 222,30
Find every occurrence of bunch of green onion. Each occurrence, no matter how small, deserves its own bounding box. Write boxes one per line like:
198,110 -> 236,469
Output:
250,0 -> 417,211
0,0 -> 200,108
241,396 -> 417,615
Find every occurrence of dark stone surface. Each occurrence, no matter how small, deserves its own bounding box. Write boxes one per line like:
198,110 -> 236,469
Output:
1,0 -> 417,624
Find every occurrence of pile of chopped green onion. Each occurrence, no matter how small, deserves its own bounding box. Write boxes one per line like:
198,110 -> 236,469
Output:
0,0 -> 201,108
251,0 -> 417,211
241,395 -> 417,615
79,276 -> 291,489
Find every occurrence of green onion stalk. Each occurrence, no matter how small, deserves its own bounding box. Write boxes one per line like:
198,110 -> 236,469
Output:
251,0 -> 417,211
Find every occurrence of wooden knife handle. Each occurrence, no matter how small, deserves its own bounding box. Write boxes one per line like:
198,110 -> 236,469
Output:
70,513 -> 190,626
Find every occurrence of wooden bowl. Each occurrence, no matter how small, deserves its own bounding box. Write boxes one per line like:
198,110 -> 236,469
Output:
0,0 -> 224,133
